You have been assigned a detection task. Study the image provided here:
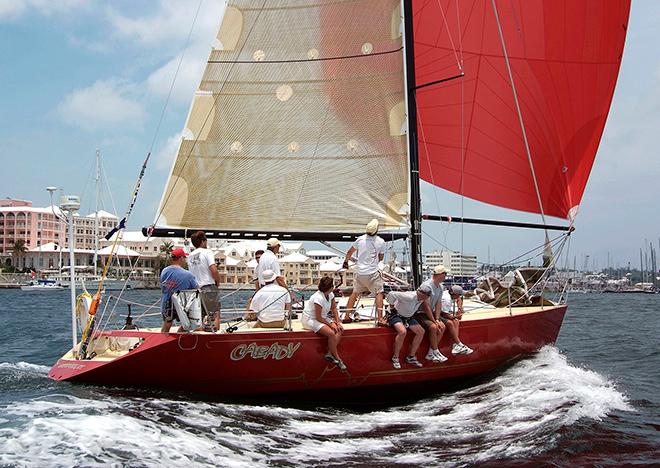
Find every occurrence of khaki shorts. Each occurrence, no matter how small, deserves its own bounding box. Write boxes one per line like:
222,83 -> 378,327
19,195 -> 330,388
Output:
353,271 -> 384,295
255,319 -> 286,328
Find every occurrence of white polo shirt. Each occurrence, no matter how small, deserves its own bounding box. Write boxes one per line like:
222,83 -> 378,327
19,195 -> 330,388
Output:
352,234 -> 385,275
257,249 -> 282,286
250,283 -> 290,322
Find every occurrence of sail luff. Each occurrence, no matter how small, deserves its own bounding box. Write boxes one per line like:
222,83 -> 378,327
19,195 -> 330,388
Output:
402,0 -> 422,288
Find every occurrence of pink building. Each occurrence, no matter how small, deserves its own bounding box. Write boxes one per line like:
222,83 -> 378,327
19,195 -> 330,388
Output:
0,199 -> 64,259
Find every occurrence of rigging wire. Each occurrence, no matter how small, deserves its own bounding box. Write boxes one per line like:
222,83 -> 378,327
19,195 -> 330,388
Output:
490,0 -> 548,231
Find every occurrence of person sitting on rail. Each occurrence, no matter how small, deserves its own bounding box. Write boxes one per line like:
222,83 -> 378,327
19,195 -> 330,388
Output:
440,285 -> 474,355
249,269 -> 291,328
412,265 -> 449,363
160,248 -> 199,333
301,276 -> 346,371
386,285 -> 434,369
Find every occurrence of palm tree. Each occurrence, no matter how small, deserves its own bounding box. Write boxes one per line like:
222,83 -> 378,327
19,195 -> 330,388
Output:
160,241 -> 174,257
10,240 -> 27,271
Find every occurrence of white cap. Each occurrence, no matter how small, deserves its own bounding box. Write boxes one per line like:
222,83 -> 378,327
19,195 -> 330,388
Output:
266,237 -> 280,248
366,219 -> 379,235
262,269 -> 277,283
433,265 -> 447,275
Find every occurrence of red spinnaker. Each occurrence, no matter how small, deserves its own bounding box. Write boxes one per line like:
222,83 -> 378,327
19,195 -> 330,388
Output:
413,0 -> 631,219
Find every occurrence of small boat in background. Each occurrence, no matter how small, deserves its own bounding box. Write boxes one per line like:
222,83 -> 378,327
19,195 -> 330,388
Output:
21,278 -> 64,291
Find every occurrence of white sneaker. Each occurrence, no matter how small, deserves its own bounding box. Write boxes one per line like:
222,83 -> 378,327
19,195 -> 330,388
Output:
452,343 -> 473,355
425,349 -> 437,362
392,356 -> 401,369
433,350 -> 448,362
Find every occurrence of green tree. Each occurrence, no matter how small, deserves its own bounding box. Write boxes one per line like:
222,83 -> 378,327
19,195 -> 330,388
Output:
160,241 -> 174,257
10,240 -> 26,270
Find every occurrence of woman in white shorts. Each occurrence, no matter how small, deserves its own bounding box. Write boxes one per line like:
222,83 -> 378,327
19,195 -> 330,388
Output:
301,276 -> 346,371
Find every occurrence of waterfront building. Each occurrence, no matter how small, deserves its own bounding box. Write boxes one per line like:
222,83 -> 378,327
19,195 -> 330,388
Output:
423,250 -> 478,277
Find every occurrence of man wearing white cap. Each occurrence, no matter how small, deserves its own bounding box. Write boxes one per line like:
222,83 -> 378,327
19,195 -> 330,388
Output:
440,285 -> 474,355
255,238 -> 289,291
341,219 -> 386,324
249,269 -> 291,328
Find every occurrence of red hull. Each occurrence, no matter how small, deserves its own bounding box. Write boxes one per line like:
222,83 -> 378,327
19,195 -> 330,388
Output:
49,306 -> 566,395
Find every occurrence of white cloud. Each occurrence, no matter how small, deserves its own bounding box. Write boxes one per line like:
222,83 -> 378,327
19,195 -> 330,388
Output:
57,79 -> 145,131
146,52 -> 207,105
106,0 -> 225,49
154,131 -> 183,171
0,0 -> 87,21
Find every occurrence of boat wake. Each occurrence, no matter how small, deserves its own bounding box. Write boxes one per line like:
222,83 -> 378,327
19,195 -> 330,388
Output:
0,347 -> 631,466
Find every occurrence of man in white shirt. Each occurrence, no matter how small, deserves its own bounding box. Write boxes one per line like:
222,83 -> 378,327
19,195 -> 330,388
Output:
256,238 -> 294,301
385,285 -> 434,369
250,269 -> 291,328
440,285 -> 474,355
341,219 -> 386,324
188,231 -> 221,331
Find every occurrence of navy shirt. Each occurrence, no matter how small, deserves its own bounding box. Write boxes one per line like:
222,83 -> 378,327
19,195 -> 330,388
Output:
160,265 -> 198,314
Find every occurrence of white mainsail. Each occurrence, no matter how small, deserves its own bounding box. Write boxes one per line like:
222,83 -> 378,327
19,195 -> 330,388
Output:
156,0 -> 409,236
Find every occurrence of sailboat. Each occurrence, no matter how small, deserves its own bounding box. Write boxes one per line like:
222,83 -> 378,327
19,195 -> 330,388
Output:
49,0 -> 631,395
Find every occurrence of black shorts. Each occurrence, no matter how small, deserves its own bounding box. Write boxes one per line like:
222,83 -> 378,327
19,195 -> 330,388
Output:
387,311 -> 419,328
162,300 -> 180,323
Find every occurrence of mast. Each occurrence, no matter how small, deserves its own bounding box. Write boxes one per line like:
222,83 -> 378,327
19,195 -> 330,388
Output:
93,149 -> 100,277
402,0 -> 422,288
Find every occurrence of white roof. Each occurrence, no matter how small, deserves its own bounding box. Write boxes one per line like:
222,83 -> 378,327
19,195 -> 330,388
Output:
85,210 -> 118,219
28,242 -> 93,254
0,205 -> 63,216
246,259 -> 258,268
319,261 -> 342,272
280,253 -> 312,263
97,245 -> 140,257
281,242 -> 303,252
306,250 -> 337,257
225,257 -> 246,267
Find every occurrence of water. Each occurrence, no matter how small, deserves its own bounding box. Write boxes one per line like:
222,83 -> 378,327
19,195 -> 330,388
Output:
0,290 -> 658,466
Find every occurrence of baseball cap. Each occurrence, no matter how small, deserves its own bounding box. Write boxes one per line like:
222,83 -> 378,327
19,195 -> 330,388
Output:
171,248 -> 188,258
450,285 -> 464,296
417,284 -> 433,296
366,219 -> 379,235
433,265 -> 447,275
266,237 -> 280,248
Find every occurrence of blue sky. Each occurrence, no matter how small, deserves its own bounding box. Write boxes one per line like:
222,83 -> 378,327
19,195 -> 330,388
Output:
1,1 -> 658,270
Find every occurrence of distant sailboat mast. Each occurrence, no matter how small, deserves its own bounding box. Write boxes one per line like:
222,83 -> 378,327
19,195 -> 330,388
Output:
93,149 -> 101,277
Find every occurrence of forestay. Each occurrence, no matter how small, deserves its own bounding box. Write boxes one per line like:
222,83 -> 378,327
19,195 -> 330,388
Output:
156,0 -> 409,236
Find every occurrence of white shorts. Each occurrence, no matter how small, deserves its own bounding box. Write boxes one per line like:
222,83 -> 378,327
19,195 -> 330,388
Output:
301,314 -> 326,333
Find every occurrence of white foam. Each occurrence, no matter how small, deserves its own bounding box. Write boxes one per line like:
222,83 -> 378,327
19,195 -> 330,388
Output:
0,347 -> 631,466
0,361 -> 50,374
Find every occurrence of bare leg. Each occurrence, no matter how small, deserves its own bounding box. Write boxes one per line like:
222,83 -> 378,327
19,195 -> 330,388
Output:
427,322 -> 440,349
161,321 -> 173,333
317,325 -> 340,360
343,291 -> 359,321
214,311 -> 221,332
375,292 -> 384,321
408,324 -> 425,356
445,320 -> 461,345
392,322 -> 407,358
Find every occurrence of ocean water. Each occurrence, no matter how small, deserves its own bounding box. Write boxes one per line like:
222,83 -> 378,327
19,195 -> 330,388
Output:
0,290 -> 658,466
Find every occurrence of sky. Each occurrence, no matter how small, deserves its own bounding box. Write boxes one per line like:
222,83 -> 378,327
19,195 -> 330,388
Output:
0,0 -> 658,271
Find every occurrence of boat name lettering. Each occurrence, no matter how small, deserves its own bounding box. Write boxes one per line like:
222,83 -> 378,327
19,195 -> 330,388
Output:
230,342 -> 301,361
57,363 -> 84,370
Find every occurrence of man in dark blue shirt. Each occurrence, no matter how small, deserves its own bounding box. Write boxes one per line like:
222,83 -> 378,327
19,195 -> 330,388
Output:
160,248 -> 198,332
